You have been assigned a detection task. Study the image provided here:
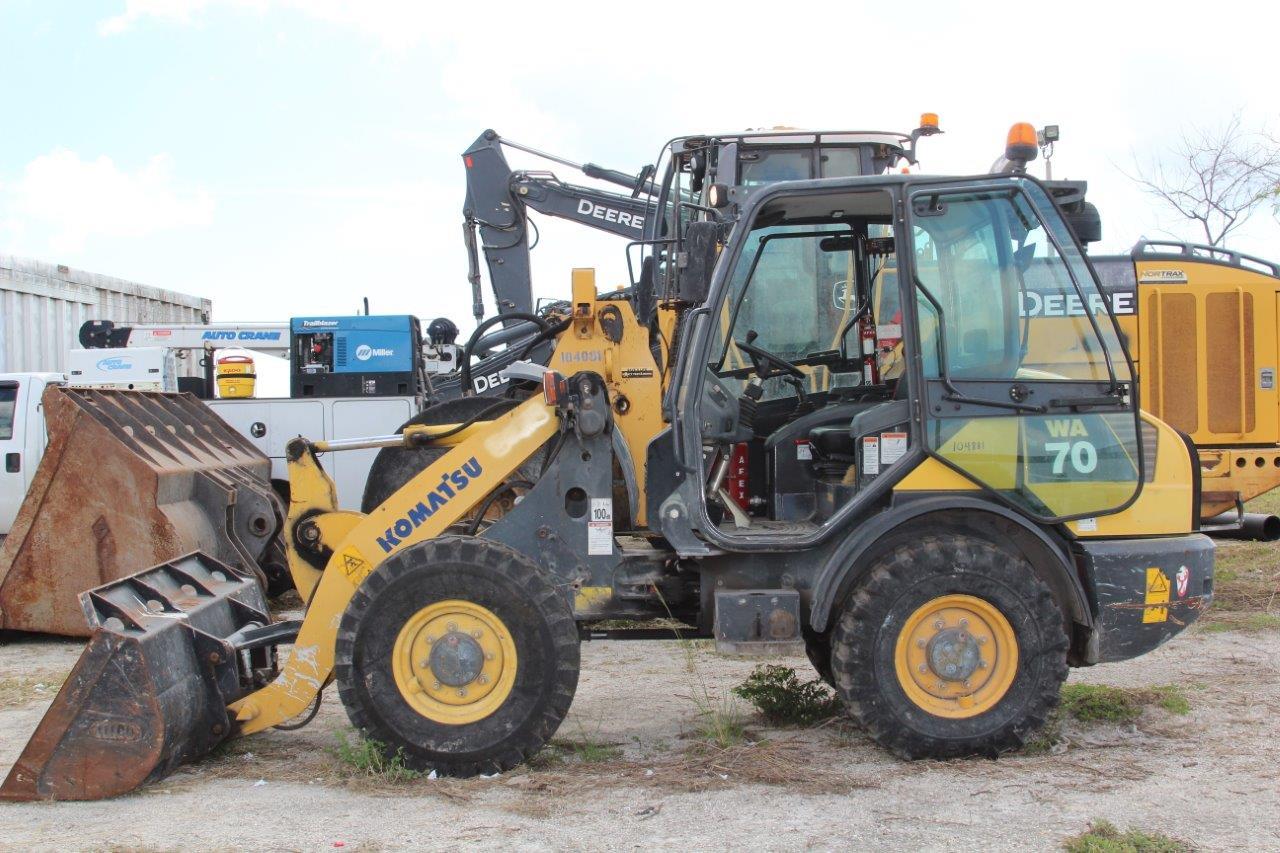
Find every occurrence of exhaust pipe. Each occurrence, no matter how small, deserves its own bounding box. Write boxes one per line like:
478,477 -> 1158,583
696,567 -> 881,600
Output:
1203,511 -> 1280,542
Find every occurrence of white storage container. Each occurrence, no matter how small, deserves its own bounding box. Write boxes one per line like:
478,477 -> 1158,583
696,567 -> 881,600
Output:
65,347 -> 179,392
0,255 -> 210,375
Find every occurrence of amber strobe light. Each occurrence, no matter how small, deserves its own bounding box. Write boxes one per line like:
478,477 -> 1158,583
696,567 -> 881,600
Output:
1005,122 -> 1039,164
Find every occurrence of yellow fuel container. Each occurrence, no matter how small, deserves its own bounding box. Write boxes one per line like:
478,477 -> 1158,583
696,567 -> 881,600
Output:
216,354 -> 256,398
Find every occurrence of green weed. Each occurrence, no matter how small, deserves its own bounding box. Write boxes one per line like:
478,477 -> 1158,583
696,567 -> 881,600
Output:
332,730 -> 422,783
1063,819 -> 1190,852
732,664 -> 841,726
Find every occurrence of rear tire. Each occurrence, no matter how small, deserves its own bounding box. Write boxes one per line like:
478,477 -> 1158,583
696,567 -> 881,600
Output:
803,627 -> 834,687
361,397 -> 520,513
334,537 -> 579,777
830,533 -> 1068,759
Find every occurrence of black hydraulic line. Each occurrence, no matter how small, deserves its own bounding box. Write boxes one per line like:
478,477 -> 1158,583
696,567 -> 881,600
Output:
459,311 -> 550,394
464,479 -> 534,536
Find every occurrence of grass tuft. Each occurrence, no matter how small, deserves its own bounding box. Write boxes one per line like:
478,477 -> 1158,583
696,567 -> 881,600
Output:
732,664 -> 841,726
1063,819 -> 1190,852
332,730 -> 423,783
1022,683 -> 1192,754
1059,683 -> 1190,724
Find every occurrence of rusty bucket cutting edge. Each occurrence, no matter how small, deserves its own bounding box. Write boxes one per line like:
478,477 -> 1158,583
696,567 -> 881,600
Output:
0,386 -> 284,637
0,552 -> 271,801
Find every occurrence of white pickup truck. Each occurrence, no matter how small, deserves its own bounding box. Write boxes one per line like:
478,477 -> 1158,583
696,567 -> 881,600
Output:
0,371 -> 413,538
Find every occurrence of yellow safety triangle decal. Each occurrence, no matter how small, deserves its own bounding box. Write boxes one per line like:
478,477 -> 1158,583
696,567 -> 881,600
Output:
341,547 -> 371,583
1143,567 -> 1170,623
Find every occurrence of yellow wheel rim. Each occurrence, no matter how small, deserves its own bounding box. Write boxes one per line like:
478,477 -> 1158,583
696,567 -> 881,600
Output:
391,599 -> 518,725
893,594 -> 1018,719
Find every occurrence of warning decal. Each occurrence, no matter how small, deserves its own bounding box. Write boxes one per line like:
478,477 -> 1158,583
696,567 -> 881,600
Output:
1142,567 -> 1170,623
341,548 -> 370,582
588,498 -> 613,556
862,436 -> 880,476
880,432 -> 907,465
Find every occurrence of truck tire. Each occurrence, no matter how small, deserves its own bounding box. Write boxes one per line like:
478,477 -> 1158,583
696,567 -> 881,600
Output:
830,534 -> 1068,759
802,627 -> 834,687
361,397 -> 519,513
334,537 -> 579,778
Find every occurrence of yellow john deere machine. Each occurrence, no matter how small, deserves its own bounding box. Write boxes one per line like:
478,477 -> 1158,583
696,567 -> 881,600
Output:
2,126 -> 1213,800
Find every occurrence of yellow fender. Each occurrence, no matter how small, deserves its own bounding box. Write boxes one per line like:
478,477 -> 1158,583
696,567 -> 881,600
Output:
230,395 -> 559,733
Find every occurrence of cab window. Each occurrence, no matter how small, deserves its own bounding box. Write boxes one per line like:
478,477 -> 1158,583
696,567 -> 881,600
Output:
0,384 -> 17,441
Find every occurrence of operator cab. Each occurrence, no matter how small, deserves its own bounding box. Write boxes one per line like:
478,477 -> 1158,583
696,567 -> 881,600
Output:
671,173 -> 1144,547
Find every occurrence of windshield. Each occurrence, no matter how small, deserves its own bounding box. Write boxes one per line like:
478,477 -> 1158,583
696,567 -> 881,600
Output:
911,186 -> 1130,383
908,179 -> 1141,521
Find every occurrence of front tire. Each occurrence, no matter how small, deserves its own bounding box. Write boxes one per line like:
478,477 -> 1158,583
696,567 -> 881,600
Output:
831,533 -> 1068,759
334,537 -> 580,777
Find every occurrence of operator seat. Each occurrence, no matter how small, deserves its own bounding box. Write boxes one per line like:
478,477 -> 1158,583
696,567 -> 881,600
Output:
808,380 -> 909,479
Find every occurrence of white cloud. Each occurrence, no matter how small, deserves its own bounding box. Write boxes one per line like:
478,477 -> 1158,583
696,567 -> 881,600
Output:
4,150 -> 214,252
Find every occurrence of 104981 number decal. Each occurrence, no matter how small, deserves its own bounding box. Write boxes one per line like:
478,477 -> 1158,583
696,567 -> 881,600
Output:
1044,440 -> 1098,475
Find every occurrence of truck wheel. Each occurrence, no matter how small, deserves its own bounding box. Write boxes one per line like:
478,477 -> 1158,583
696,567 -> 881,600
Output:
830,534 -> 1068,759
334,537 -> 579,777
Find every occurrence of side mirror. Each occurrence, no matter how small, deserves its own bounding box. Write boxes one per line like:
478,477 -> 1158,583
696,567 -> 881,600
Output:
678,222 -> 721,304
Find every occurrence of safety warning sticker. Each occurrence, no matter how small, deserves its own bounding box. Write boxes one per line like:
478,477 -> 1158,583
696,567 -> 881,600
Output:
588,498 -> 613,555
796,440 -> 813,461
1143,567 -> 1170,623
880,432 -> 907,465
862,436 -> 880,476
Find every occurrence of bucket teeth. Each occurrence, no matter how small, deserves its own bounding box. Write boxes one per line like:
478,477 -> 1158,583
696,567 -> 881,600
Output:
0,553 -> 271,801
0,387 -> 285,636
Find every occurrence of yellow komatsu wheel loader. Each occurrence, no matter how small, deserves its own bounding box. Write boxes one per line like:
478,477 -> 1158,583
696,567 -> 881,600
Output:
2,157 -> 1213,799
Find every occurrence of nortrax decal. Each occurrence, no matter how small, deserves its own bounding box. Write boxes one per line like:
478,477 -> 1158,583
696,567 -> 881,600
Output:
376,456 -> 484,553
1020,288 -> 1135,318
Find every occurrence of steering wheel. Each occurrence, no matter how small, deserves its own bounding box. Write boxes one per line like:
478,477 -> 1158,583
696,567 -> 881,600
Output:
735,330 -> 804,380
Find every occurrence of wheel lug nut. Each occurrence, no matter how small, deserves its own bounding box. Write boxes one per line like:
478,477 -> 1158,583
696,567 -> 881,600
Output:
485,652 -> 494,661
933,620 -> 945,630
918,664 -> 928,673
978,660 -> 987,669
458,689 -> 467,698
963,680 -> 971,689
977,637 -> 987,645
959,618 -> 969,628
433,681 -> 441,690
917,639 -> 926,649
479,674 -> 490,684
472,629 -> 483,639
447,622 -> 458,632
420,659 -> 430,669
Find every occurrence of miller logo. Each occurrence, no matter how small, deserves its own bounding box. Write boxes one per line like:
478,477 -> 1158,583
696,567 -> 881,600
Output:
355,344 -> 394,361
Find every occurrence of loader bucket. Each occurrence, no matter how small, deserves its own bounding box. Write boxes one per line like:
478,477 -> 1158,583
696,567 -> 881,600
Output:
0,386 -> 282,636
1,552 -> 272,801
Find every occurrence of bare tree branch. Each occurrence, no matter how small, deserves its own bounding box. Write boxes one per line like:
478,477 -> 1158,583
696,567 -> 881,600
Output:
1123,113 -> 1280,246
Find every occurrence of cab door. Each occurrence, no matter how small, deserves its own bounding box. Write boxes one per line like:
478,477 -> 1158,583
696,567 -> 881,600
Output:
904,178 -> 1143,521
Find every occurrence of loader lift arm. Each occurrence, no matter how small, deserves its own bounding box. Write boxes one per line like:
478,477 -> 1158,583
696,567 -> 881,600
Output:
462,129 -> 658,323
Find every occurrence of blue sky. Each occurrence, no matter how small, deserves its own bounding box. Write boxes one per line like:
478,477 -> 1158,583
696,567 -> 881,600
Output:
2,0 -> 1278,329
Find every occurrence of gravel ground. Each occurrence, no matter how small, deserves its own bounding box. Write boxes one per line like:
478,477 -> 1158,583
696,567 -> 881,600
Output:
0,625 -> 1276,851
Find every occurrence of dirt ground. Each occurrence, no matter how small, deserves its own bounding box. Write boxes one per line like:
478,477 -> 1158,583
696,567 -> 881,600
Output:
0,613 -> 1277,852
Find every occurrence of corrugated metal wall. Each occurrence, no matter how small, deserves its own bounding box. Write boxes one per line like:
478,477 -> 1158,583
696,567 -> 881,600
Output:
0,255 -> 211,375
